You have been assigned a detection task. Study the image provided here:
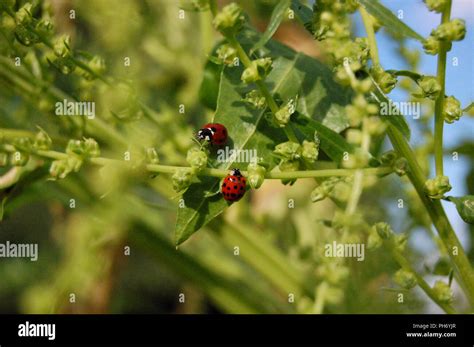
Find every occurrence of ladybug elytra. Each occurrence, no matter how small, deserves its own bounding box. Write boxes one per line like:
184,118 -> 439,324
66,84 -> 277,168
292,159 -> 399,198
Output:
197,123 -> 228,146
221,169 -> 246,202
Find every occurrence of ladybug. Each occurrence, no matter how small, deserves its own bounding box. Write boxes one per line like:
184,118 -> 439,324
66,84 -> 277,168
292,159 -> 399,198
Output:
197,123 -> 228,146
221,169 -> 246,202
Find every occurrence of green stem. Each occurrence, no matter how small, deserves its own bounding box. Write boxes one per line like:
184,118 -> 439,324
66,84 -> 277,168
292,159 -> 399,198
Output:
2,146 -> 393,180
313,282 -> 327,314
346,119 -> 371,215
433,0 -> 451,176
359,6 -> 379,67
390,245 -> 456,314
226,35 -> 299,143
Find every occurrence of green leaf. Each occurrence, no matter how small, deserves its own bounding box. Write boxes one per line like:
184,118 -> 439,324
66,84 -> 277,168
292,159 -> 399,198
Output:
290,0 -> 313,34
463,102 -> 474,115
199,60 -> 223,109
370,76 -> 411,140
357,0 -> 424,41
250,0 -> 291,54
177,31 -> 353,245
447,195 -> 474,224
433,257 -> 451,276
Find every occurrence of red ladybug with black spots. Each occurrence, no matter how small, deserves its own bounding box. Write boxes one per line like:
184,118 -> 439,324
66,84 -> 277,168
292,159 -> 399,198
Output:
221,169 -> 246,202
197,123 -> 228,146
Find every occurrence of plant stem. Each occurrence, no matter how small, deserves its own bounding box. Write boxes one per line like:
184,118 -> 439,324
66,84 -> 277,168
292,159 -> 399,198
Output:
390,245 -> 456,314
226,35 -> 299,143
359,6 -> 380,66
346,119 -> 371,215
313,282 -> 327,314
433,0 -> 452,176
1,145 -> 393,180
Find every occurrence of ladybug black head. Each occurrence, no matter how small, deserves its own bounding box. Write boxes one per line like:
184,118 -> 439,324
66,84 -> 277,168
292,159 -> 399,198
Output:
230,168 -> 242,176
197,128 -> 214,142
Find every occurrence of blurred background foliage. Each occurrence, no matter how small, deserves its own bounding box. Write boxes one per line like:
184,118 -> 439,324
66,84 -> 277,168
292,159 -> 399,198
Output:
0,0 -> 472,314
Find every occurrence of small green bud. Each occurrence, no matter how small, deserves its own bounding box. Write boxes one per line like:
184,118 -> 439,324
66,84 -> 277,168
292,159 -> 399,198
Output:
422,36 -> 443,55
0,152 -> 8,167
447,196 -> 474,224
241,58 -> 273,84
370,65 -> 397,94
394,233 -> 408,252
373,222 -> 393,240
301,140 -> 319,163
365,116 -> 387,136
146,148 -> 160,164
432,281 -> 453,304
12,137 -> 33,151
424,175 -> 452,199
311,177 -> 340,203
244,90 -> 266,109
380,150 -> 398,166
190,0 -> 209,11
186,148 -> 208,171
346,129 -> 362,145
54,35 -> 72,57
393,157 -> 408,176
49,157 -> 81,180
15,3 -> 34,24
417,76 -> 441,100
172,168 -> 194,192
83,138 -> 100,157
274,141 -> 301,160
66,139 -> 82,156
14,24 -> 40,46
212,3 -> 244,35
36,19 -> 54,36
443,96 -> 462,124
345,94 -> 378,128
66,156 -> 83,172
88,56 -> 106,76
279,159 -> 299,185
247,162 -> 266,189
274,98 -> 297,127
46,52 -> 76,74
34,129 -> 52,150
432,19 -> 466,42
341,148 -> 369,169
393,269 -> 417,289
49,160 -> 69,179
310,185 -> 327,203
424,0 -> 448,12
353,78 -> 373,94
367,227 -> 383,250
65,138 -> 100,158
216,44 -> 237,66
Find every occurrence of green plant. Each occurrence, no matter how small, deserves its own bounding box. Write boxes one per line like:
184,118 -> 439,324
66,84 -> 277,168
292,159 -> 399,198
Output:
0,0 -> 473,314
